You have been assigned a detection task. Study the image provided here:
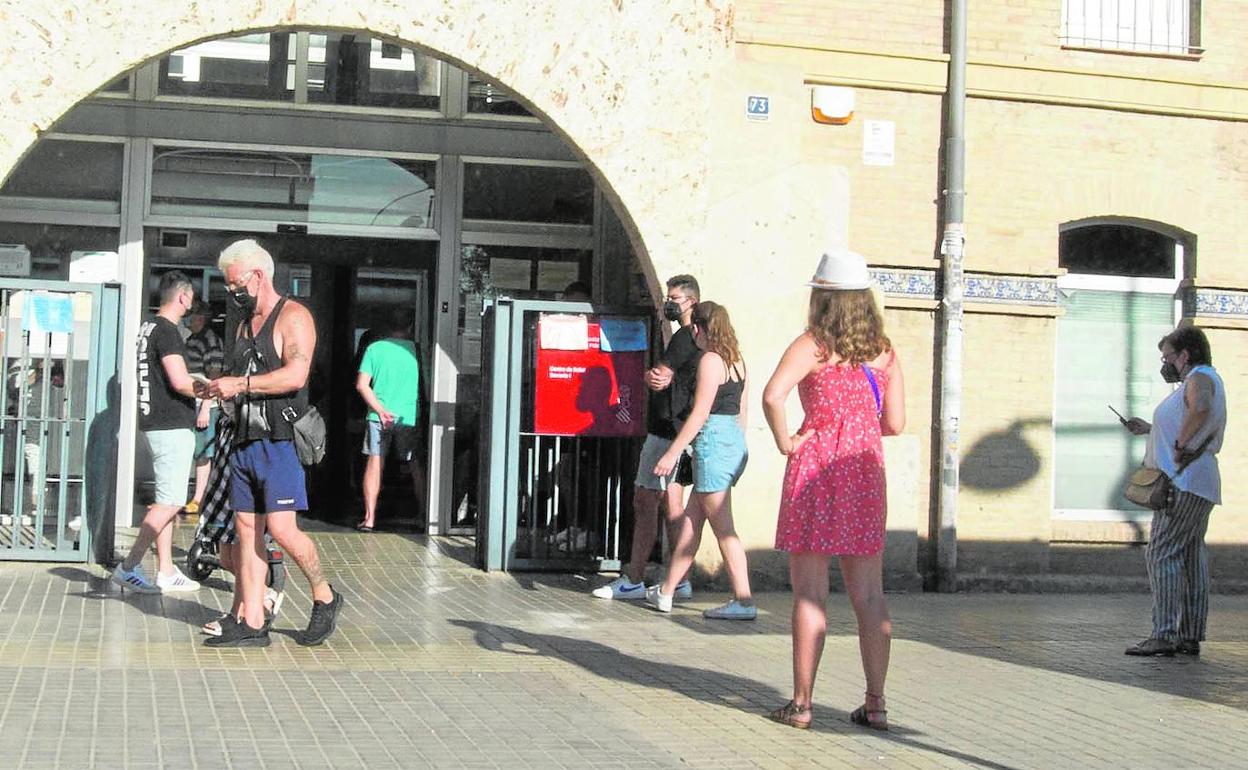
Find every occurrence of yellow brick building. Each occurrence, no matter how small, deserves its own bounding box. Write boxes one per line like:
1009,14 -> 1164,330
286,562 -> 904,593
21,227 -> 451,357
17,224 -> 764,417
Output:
0,0 -> 1243,586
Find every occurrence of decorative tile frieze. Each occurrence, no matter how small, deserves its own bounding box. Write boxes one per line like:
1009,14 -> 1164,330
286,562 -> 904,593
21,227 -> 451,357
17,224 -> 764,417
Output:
869,266 -> 1058,307
1194,288 -> 1248,319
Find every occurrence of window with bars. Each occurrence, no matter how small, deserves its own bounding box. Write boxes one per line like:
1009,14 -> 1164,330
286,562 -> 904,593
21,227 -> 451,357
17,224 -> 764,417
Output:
1061,0 -> 1201,55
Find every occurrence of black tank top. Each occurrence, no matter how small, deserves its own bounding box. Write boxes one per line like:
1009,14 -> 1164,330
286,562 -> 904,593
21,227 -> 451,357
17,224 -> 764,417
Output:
230,297 -> 308,443
709,362 -> 744,416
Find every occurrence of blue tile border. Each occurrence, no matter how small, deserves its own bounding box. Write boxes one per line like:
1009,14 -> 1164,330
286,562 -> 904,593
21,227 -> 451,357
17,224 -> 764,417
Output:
869,267 -> 1058,307
1194,288 -> 1248,319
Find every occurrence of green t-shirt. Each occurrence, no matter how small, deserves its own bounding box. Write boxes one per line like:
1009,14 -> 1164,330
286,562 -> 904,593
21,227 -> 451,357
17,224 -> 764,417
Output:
359,338 -> 420,426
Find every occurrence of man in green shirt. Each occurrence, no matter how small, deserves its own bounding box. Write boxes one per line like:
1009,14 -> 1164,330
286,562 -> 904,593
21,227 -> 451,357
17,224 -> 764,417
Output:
355,308 -> 423,531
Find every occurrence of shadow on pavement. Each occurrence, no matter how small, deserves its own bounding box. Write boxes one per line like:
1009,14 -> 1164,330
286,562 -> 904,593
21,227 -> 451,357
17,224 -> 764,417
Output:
450,619 -> 1021,770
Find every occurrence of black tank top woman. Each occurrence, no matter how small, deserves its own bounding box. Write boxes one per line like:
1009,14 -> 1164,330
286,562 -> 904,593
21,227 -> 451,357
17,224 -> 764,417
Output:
230,297 -> 309,444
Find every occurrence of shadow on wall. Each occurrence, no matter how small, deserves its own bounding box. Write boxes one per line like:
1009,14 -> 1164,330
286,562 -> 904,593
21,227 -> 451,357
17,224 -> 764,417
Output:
959,417 -> 1050,491
85,374 -> 120,563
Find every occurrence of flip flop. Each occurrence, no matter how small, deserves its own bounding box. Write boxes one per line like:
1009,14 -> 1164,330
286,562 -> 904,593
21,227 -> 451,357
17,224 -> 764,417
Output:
354,523 -> 374,532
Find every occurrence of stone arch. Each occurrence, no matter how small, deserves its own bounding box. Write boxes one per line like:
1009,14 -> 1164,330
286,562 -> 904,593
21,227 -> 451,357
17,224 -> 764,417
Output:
1060,215 -> 1198,277
1,1 -> 737,284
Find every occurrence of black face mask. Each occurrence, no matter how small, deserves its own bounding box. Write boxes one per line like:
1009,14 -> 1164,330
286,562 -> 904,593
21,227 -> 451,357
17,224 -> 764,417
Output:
229,285 -> 257,315
1160,361 -> 1182,384
661,301 -> 683,321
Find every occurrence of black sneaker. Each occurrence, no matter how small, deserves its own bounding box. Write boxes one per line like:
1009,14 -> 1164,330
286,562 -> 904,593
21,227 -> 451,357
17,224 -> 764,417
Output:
204,616 -> 271,648
1124,637 -> 1175,657
300,585 -> 343,646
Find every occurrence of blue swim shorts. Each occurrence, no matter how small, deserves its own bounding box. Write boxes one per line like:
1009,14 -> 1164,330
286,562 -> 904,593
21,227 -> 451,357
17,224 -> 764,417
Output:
229,438 -> 307,514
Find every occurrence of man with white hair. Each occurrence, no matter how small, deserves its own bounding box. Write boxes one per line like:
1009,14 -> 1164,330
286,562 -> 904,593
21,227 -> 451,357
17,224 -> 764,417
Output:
202,239 -> 342,647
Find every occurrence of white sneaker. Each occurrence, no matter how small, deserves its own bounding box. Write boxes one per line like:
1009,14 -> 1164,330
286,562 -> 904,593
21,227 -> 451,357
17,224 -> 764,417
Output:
156,567 -> 201,593
703,599 -> 757,620
591,577 -> 646,600
645,585 -> 673,613
674,579 -> 693,600
112,563 -> 160,594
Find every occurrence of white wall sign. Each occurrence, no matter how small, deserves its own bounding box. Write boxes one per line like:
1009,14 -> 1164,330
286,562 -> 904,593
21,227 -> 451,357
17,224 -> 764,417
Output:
0,244 -> 31,277
863,120 -> 896,166
69,250 -> 121,283
746,95 -> 770,121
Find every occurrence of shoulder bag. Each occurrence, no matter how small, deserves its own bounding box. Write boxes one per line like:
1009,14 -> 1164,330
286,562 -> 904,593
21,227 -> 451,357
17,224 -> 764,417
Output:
282,404 -> 327,466
1123,434 -> 1212,511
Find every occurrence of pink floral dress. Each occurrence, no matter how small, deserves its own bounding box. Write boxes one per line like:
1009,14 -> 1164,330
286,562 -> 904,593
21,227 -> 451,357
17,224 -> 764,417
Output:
775,359 -> 888,555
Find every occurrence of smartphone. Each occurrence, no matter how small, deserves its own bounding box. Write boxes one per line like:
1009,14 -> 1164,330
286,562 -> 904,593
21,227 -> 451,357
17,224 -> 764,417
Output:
1107,404 -> 1127,425
189,372 -> 212,386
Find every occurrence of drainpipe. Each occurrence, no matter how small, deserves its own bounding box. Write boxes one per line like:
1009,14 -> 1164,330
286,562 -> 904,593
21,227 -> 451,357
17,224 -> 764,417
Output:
935,0 -> 967,593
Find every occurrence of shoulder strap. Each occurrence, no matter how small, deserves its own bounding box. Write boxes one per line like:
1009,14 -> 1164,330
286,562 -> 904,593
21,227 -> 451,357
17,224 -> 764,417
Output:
1176,433 -> 1215,474
861,364 -> 882,416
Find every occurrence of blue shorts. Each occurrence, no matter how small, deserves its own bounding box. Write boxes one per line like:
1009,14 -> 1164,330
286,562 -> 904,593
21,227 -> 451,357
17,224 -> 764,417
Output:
362,420 -> 418,461
193,406 -> 218,461
229,439 -> 307,514
691,414 -> 748,493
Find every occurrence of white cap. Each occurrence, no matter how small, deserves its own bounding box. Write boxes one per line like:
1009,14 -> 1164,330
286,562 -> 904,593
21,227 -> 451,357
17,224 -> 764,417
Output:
806,249 -> 871,290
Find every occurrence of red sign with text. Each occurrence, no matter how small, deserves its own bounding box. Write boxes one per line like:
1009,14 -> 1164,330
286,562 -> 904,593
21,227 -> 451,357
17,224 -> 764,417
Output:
534,315 -> 647,436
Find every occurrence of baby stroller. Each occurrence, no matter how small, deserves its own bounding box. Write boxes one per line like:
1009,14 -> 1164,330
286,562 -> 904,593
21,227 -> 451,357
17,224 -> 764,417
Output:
184,411 -> 286,596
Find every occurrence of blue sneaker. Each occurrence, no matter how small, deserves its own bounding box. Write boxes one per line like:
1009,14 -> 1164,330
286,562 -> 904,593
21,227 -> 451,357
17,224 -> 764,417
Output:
674,579 -> 693,600
591,577 -> 646,600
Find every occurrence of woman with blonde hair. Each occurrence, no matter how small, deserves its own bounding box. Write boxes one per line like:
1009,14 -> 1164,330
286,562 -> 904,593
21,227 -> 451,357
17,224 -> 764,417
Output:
761,250 -> 905,730
646,300 -> 756,620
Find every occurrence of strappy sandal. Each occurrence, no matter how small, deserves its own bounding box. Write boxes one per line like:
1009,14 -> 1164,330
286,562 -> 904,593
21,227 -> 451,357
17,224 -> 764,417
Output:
767,700 -> 812,729
849,692 -> 888,731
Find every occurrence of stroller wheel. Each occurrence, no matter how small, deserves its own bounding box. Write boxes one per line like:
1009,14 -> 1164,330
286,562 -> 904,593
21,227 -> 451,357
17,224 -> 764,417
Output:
186,542 -> 214,582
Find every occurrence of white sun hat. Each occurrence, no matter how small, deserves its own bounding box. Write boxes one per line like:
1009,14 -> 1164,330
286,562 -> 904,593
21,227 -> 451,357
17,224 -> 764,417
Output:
806,249 -> 871,290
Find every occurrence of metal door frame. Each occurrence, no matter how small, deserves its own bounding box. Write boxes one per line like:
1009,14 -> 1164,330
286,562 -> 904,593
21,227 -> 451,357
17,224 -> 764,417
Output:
0,279 -> 120,561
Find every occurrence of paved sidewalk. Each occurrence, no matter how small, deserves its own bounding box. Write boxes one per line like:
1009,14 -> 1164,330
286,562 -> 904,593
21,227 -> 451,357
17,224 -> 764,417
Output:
2,522 -> 1247,769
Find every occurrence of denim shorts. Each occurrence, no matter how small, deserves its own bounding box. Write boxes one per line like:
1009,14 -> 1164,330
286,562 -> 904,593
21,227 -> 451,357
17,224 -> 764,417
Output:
691,414 -> 748,493
142,429 -> 195,506
229,438 -> 307,514
362,420 -> 418,462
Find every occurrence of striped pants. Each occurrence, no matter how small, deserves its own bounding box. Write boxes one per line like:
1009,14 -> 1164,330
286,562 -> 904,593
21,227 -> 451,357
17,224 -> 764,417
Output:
1146,490 -> 1216,643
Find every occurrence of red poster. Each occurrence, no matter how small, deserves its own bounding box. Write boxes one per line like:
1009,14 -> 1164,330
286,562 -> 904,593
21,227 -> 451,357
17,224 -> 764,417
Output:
534,316 -> 647,436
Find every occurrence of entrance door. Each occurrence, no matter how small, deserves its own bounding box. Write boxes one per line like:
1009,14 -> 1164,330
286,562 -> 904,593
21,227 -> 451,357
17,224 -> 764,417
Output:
0,280 -> 120,561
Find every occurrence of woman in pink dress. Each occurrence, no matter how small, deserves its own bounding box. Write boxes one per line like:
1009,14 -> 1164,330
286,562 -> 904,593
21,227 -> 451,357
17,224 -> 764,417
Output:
761,250 -> 906,730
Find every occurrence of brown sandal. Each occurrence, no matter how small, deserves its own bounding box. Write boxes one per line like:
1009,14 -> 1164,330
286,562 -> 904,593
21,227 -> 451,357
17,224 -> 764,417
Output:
768,700 -> 812,729
849,692 -> 888,731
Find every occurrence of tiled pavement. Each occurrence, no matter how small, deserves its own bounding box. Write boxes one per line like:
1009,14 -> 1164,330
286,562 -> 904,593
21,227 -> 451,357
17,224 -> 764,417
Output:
2,521 -> 1248,769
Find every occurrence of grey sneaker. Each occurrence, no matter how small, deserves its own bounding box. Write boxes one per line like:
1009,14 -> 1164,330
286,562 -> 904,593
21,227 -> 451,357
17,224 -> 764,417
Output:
112,563 -> 160,594
1124,637 -> 1175,657
703,599 -> 757,621
674,579 -> 693,600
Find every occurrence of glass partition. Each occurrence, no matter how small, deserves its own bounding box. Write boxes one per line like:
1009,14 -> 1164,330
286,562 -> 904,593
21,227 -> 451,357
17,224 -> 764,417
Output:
150,146 -> 436,228
307,34 -> 440,109
467,75 -> 532,117
0,140 -> 124,214
159,33 -> 295,102
463,163 -> 593,225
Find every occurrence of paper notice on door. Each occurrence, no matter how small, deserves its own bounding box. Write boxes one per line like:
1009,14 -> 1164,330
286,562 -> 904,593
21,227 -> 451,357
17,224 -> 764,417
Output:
539,314 -> 589,350
862,120 -> 895,167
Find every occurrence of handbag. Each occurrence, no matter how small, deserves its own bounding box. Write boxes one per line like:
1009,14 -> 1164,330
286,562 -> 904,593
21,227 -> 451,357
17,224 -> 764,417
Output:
283,404 -> 327,466
1123,434 -> 1212,511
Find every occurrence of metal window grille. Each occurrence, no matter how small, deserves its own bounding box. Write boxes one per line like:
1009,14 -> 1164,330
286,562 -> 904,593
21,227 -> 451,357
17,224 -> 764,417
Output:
1061,0 -> 1201,54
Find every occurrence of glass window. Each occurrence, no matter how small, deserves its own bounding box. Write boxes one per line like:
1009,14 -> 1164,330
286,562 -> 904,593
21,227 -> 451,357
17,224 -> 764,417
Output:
463,163 -> 593,225
1061,0 -> 1199,54
0,140 -> 124,213
0,223 -> 119,281
100,75 -> 129,94
307,34 -> 440,109
1053,289 -> 1175,513
150,147 -> 436,228
158,33 -> 295,101
467,75 -> 531,117
1059,225 -> 1176,278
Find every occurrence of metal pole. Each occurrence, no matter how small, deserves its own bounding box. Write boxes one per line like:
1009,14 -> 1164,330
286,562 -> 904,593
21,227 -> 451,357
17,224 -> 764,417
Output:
936,0 -> 968,593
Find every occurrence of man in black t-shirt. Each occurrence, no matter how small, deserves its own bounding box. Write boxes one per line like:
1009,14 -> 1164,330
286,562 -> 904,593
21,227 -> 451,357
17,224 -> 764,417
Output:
112,271 -> 200,594
592,274 -> 702,600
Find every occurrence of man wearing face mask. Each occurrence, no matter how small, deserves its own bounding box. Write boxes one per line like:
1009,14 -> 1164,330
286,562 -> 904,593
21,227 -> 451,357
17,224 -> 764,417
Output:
201,239 -> 342,648
112,270 -> 201,594
592,274 -> 701,600
1121,325 -> 1226,657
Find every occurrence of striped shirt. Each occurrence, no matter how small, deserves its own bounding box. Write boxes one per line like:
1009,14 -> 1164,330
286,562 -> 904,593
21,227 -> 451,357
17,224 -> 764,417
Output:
184,327 -> 224,377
